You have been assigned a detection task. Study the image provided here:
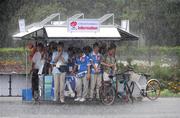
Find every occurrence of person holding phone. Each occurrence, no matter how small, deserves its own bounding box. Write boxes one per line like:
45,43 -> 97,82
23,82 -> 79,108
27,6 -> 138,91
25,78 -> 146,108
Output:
52,42 -> 68,103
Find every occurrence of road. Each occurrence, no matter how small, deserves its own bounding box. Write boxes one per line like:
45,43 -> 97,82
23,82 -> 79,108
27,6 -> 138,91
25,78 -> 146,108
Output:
0,97 -> 179,118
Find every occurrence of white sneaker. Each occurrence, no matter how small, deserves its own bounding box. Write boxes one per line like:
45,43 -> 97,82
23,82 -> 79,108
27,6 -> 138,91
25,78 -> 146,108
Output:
53,97 -> 57,102
79,98 -> 86,102
74,97 -> 81,101
60,99 -> 65,103
70,92 -> 75,97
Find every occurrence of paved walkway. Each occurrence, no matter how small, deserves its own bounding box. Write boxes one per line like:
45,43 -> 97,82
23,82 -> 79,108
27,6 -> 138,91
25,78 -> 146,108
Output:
0,97 -> 179,118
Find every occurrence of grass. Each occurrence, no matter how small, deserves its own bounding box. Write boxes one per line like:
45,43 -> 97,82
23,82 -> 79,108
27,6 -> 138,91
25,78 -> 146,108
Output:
0,47 -> 25,52
160,89 -> 180,97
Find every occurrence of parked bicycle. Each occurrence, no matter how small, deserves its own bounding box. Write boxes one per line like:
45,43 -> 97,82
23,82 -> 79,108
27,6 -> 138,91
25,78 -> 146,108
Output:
99,67 -> 161,105
129,72 -> 161,101
99,70 -> 134,105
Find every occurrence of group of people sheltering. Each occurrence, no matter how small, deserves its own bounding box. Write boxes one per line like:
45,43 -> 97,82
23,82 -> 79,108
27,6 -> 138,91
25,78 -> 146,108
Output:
30,41 -> 117,103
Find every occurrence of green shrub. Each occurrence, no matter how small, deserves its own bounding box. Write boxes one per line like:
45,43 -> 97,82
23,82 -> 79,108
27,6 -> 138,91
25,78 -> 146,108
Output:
0,47 -> 30,67
0,47 -> 26,52
151,65 -> 173,81
161,89 -> 180,97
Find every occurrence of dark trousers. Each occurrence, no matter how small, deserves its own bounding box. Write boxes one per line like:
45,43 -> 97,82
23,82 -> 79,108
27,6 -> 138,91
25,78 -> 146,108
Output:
32,69 -> 39,99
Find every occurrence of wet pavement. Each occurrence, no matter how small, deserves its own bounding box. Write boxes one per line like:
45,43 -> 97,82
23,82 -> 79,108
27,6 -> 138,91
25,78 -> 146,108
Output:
0,97 -> 179,118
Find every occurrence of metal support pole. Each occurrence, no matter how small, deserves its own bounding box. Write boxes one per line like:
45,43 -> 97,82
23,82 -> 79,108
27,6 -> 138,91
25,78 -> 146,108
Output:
113,14 -> 114,25
82,13 -> 84,19
58,12 -> 60,21
9,74 -> 12,96
25,50 -> 28,98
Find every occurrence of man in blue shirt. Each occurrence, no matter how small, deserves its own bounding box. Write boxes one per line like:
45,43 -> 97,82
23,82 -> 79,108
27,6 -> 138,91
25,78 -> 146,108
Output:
89,42 -> 102,100
74,49 -> 90,102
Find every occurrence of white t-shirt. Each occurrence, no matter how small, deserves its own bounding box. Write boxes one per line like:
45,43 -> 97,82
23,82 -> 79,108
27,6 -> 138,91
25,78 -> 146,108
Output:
32,52 -> 42,70
51,51 -> 68,74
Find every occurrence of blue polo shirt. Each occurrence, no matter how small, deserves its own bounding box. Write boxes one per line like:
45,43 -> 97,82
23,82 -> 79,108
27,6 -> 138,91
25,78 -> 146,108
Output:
89,52 -> 102,74
75,54 -> 90,73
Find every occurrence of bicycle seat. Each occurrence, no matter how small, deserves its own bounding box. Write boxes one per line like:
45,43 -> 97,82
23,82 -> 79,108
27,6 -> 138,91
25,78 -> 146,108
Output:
108,75 -> 114,78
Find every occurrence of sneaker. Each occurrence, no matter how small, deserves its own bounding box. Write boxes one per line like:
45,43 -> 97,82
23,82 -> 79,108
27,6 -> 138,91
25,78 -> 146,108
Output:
32,98 -> 35,101
96,97 -> 100,101
88,98 -> 93,101
96,95 -> 100,100
53,97 -> 57,101
79,98 -> 86,102
74,97 -> 81,102
60,99 -> 65,103
53,98 -> 57,102
70,92 -> 75,97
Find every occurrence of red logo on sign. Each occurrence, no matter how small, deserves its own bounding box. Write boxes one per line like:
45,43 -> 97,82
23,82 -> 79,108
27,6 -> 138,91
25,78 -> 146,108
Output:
70,21 -> 77,27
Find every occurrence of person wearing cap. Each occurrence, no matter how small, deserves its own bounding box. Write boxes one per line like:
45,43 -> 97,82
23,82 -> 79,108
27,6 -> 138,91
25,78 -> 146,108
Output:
52,42 -> 68,103
73,48 -> 91,102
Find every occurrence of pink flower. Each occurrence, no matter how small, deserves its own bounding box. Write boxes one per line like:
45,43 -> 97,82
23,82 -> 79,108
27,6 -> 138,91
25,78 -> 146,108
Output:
70,21 -> 77,27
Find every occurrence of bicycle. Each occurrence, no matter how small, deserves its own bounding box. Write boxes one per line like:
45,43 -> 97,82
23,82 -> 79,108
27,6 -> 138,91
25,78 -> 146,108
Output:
129,71 -> 161,101
99,75 -> 115,105
99,71 -> 134,105
118,67 -> 161,101
99,67 -> 161,105
115,72 -> 135,103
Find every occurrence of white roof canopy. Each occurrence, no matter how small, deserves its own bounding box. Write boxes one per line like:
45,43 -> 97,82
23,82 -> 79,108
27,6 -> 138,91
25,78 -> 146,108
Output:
12,13 -> 138,41
13,26 -> 43,38
45,26 -> 121,40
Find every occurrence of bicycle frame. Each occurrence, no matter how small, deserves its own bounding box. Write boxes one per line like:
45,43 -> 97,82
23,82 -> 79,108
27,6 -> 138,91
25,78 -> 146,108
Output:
132,80 -> 147,97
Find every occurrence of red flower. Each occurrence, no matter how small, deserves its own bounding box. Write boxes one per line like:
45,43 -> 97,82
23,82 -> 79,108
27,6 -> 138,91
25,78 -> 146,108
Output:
70,21 -> 77,27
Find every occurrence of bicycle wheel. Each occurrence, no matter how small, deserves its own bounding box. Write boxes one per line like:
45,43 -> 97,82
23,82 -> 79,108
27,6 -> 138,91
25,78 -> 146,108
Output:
146,79 -> 161,100
99,86 -> 115,105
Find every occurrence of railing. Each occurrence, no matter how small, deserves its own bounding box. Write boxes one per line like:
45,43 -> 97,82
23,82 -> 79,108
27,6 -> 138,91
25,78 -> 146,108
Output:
0,73 -> 31,97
